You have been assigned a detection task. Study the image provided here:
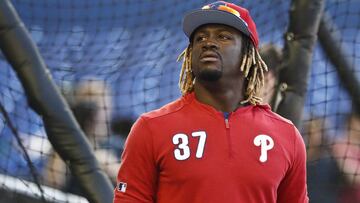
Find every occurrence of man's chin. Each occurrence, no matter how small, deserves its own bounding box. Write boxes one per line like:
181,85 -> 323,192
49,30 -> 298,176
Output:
197,70 -> 222,81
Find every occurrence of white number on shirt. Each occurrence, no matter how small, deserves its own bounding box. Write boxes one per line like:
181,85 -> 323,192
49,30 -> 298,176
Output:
172,131 -> 207,160
172,133 -> 190,160
192,131 -> 207,158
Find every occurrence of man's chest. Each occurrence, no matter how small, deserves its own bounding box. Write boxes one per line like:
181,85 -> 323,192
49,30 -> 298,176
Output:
153,119 -> 292,188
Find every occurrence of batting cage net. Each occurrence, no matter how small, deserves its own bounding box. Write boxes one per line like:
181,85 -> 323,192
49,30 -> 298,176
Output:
0,0 -> 359,202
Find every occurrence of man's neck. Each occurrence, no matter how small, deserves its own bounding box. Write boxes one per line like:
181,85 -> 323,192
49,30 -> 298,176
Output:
194,78 -> 245,112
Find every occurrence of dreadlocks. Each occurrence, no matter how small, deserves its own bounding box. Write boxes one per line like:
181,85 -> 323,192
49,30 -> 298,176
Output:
177,38 -> 268,105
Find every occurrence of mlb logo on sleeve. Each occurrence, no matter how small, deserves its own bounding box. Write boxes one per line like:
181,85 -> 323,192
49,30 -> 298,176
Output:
117,182 -> 127,193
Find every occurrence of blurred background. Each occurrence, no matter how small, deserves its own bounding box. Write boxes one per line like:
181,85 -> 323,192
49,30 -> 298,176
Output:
0,0 -> 359,202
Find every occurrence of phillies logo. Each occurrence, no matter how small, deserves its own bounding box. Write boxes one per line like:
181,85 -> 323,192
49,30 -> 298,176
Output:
253,135 -> 274,163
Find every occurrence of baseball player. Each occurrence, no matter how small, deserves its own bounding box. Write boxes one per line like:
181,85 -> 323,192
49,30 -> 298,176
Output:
113,1 -> 308,202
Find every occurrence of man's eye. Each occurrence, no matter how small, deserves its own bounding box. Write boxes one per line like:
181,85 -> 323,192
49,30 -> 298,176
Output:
219,34 -> 230,40
196,36 -> 207,42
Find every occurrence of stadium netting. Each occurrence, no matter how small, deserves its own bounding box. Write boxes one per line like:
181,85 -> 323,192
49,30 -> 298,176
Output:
0,0 -> 359,202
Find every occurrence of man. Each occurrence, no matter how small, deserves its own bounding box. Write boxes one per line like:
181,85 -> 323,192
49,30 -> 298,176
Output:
332,113 -> 360,202
258,43 -> 282,106
113,1 -> 308,203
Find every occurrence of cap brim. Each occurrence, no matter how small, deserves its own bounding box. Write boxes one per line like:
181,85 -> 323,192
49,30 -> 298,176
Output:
183,9 -> 250,38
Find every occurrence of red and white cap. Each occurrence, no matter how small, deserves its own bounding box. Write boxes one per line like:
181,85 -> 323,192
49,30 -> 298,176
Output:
182,1 -> 259,48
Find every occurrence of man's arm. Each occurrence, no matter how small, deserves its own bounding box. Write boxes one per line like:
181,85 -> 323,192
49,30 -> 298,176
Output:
113,116 -> 157,203
277,127 -> 309,203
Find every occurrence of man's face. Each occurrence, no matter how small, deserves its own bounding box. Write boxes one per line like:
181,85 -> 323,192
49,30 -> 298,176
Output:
190,24 -> 244,82
259,70 -> 276,104
349,114 -> 360,144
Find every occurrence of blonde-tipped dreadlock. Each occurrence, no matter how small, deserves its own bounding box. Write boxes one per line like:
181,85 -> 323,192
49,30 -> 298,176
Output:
177,41 -> 268,105
177,45 -> 195,94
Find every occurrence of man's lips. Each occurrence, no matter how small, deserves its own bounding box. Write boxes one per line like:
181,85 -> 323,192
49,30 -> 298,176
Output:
200,57 -> 219,62
199,52 -> 220,62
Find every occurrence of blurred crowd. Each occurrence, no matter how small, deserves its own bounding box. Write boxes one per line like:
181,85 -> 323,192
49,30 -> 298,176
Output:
259,44 -> 360,203
28,78 -> 134,196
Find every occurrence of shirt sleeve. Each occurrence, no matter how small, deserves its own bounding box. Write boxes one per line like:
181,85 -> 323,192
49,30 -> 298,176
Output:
113,116 -> 157,203
277,126 -> 309,203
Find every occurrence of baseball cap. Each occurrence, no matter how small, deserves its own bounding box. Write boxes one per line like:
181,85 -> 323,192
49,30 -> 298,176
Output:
182,1 -> 259,48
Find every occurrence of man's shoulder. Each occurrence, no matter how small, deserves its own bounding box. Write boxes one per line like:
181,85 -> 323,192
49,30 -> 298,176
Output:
254,105 -> 302,142
141,96 -> 189,121
255,104 -> 294,126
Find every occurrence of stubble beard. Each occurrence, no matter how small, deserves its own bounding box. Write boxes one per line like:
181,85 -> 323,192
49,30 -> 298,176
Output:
197,69 -> 222,82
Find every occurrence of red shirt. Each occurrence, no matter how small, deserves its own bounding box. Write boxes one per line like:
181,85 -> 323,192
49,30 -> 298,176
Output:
113,93 -> 308,203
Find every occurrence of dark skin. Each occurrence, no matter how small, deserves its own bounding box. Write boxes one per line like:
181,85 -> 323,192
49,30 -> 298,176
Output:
191,24 -> 246,112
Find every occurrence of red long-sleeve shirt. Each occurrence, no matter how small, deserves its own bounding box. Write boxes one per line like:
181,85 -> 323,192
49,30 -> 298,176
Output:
113,93 -> 308,203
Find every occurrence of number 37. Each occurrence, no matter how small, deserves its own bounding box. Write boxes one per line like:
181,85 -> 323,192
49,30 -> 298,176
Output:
172,131 -> 207,160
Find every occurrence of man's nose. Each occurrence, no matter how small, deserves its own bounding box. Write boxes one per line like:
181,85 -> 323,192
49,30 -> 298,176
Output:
202,39 -> 219,50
